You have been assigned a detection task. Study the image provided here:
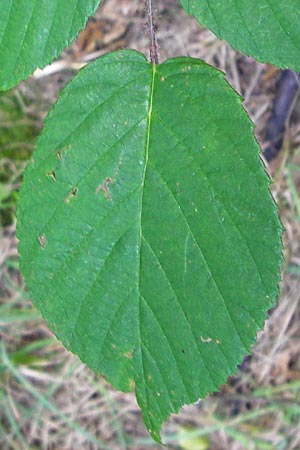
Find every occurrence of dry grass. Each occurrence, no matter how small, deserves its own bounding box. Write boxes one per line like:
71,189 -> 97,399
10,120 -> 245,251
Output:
1,1 -> 300,449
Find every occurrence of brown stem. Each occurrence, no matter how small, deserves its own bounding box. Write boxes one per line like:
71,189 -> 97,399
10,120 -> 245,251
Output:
146,0 -> 159,64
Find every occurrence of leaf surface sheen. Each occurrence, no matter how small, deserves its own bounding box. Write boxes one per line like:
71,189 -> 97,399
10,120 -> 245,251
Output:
179,0 -> 300,70
0,0 -> 101,90
17,50 -> 282,441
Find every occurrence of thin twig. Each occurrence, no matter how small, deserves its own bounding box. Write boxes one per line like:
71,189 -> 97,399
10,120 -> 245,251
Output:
146,0 -> 159,64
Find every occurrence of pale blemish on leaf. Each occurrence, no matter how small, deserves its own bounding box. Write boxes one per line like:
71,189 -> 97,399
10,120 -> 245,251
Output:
200,336 -> 212,343
37,234 -> 46,249
96,177 -> 112,200
56,144 -> 72,162
128,379 -> 135,390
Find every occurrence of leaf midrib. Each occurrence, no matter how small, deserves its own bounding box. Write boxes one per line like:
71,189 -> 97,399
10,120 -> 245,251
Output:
137,62 -> 156,314
135,62 -> 157,431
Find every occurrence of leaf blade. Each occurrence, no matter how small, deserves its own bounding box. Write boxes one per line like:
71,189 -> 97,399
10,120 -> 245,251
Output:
17,50 -> 282,441
0,0 -> 101,90
179,0 -> 300,70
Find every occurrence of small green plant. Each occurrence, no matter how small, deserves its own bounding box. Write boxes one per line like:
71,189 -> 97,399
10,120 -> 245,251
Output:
0,0 -> 294,441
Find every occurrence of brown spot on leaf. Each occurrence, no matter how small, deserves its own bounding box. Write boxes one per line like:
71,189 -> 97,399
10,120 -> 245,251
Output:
46,170 -> 56,181
64,187 -> 78,203
98,373 -> 108,382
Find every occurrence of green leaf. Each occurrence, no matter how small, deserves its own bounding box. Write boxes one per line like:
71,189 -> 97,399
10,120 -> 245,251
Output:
17,50 -> 282,441
179,0 -> 300,70
0,0 -> 101,90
